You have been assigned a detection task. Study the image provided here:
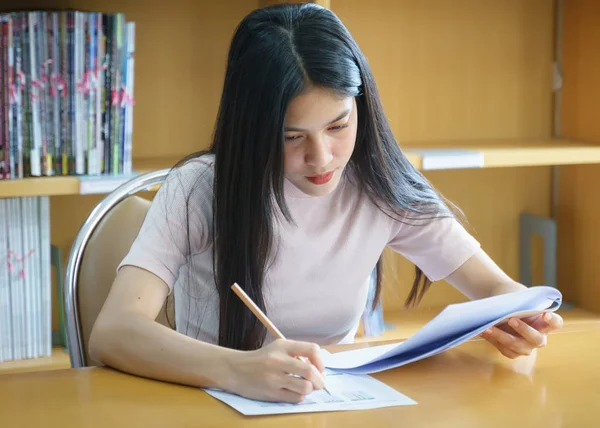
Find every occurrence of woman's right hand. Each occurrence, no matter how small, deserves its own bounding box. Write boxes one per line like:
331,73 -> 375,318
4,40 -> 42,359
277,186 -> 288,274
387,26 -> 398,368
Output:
223,339 -> 327,403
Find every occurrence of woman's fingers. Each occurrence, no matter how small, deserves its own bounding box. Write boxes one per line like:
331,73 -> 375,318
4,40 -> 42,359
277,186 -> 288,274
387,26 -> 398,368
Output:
284,340 -> 325,373
484,311 -> 563,361
281,356 -> 324,389
525,312 -> 564,334
274,388 -> 306,404
541,312 -> 563,332
483,333 -> 522,359
507,318 -> 547,348
282,375 -> 315,396
482,326 -> 536,356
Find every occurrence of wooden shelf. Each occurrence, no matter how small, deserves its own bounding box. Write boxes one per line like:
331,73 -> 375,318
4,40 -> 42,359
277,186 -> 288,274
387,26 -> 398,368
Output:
0,157 -> 182,198
403,139 -> 600,170
0,347 -> 71,376
0,176 -> 81,198
2,141 -> 600,198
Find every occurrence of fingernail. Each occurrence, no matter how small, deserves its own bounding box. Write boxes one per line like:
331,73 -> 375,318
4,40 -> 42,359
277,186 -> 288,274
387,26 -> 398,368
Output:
544,312 -> 551,321
509,319 -> 519,328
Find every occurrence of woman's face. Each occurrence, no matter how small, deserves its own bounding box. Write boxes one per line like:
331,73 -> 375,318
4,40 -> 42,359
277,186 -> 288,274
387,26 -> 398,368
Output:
283,86 -> 358,197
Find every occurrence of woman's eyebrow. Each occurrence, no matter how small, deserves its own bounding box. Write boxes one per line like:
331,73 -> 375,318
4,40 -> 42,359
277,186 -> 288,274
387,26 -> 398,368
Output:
284,108 -> 351,132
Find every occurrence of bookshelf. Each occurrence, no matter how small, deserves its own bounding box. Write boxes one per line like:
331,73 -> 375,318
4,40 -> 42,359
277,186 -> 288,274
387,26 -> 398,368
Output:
0,0 -> 599,372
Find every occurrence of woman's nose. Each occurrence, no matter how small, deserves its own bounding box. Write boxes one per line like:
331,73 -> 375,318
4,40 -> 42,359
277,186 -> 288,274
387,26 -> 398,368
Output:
305,136 -> 333,168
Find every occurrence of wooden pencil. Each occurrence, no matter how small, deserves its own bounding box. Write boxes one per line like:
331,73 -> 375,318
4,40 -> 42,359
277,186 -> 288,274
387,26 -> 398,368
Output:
231,282 -> 332,396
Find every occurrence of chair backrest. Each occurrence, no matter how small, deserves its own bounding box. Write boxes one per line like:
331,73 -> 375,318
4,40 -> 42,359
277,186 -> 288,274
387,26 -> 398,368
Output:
64,169 -> 172,368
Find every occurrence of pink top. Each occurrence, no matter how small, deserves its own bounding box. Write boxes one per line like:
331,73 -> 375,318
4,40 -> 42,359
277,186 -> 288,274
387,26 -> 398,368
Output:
118,156 -> 480,346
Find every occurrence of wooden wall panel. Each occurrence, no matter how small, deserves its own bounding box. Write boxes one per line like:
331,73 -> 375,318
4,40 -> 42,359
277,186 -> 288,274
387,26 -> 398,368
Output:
331,0 -> 554,142
561,0 -> 600,142
330,0 -> 555,310
558,0 -> 600,313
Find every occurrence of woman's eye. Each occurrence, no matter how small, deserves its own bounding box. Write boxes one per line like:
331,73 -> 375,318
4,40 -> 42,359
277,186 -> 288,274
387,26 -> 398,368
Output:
329,124 -> 349,132
284,135 -> 302,142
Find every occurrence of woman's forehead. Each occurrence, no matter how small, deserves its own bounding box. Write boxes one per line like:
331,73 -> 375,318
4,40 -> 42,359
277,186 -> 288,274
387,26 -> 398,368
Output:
285,87 -> 354,127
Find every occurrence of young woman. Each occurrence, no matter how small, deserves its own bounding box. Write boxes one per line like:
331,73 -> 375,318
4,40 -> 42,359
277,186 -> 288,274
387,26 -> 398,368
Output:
89,3 -> 563,403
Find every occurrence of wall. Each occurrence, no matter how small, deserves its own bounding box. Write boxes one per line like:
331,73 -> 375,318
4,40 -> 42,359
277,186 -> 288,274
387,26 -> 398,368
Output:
331,0 -> 554,310
558,0 -> 600,312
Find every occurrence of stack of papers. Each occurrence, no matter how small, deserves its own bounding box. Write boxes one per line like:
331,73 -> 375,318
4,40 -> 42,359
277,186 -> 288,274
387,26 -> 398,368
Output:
206,286 -> 562,415
322,285 -> 562,374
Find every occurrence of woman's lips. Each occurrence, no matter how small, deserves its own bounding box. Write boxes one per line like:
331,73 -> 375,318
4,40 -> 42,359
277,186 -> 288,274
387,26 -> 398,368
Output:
306,171 -> 334,185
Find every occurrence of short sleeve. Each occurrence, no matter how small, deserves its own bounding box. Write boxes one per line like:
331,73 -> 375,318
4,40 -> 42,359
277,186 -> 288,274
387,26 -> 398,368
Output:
387,214 -> 481,282
117,157 -> 214,292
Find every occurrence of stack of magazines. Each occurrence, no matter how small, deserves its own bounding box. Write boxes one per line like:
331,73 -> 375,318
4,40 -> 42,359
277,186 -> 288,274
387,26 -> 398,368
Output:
0,196 -> 51,362
0,10 -> 136,180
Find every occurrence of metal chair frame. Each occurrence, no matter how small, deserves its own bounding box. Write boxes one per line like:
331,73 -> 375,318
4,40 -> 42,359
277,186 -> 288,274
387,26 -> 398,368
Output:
64,169 -> 171,368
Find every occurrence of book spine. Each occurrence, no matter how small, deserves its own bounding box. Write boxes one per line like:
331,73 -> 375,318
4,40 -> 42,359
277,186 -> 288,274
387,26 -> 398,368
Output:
22,197 -> 33,358
0,199 -> 10,361
21,13 -> 32,178
60,12 -> 69,175
6,199 -> 18,360
7,15 -> 14,180
87,13 -> 96,175
29,12 -> 41,177
95,13 -> 103,176
4,16 -> 11,179
13,13 -> 23,179
102,14 -> 112,174
74,11 -> 84,175
34,12 -> 48,176
51,13 -> 61,177
39,12 -> 52,176
0,15 -> 5,180
68,11 -> 75,175
40,196 -> 51,357
110,14 -> 122,175
8,198 -> 24,359
41,12 -> 53,176
123,21 -> 135,176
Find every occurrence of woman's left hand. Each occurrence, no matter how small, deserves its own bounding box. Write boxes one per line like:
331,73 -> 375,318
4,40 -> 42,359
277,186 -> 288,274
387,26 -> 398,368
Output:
480,312 -> 564,359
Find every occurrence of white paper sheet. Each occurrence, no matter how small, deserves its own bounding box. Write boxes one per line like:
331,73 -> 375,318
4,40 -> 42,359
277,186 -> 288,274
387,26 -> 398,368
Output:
322,286 -> 562,374
204,369 -> 416,416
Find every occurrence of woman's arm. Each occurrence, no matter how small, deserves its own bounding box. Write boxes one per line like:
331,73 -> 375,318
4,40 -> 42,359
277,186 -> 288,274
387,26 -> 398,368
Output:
88,266 -> 232,388
89,266 -> 326,402
443,247 -> 527,299
444,247 -> 563,358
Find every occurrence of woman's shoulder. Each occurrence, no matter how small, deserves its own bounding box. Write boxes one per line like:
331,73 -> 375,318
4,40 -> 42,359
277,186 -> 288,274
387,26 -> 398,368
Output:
153,153 -> 216,222
163,153 -> 215,194
170,153 -> 215,181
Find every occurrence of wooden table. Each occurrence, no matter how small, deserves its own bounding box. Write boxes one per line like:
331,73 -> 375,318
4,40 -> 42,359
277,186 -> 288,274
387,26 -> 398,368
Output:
2,322 -> 599,427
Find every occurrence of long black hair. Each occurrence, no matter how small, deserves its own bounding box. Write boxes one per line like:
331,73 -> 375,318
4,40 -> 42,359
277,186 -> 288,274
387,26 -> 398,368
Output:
169,3 -> 463,351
